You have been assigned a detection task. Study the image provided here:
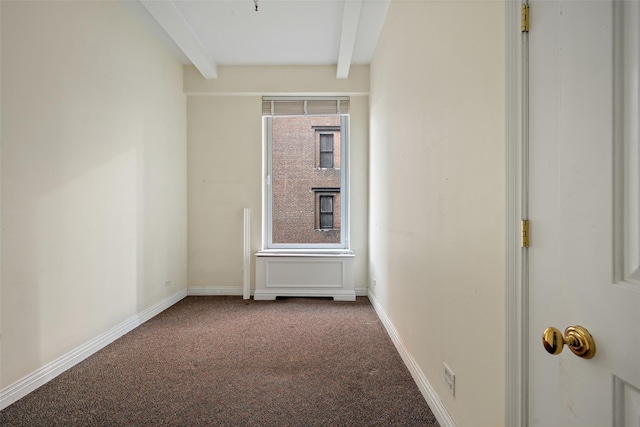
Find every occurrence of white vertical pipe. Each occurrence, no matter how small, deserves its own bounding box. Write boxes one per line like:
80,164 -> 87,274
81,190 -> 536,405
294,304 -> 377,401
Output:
243,208 -> 251,300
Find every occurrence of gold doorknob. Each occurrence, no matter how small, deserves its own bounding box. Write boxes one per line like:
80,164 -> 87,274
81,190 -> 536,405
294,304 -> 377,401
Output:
542,325 -> 596,359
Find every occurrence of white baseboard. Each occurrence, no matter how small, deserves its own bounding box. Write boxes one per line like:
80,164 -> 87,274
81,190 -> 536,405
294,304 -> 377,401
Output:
0,289 -> 187,411
355,287 -> 368,296
188,286 -> 369,297
187,287 -> 247,296
367,290 -> 457,427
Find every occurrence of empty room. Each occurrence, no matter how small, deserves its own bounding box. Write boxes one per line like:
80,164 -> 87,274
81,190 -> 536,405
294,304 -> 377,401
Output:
3,1 -> 635,426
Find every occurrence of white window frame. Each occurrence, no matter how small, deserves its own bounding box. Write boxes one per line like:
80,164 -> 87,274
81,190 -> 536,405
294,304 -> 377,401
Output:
263,110 -> 349,251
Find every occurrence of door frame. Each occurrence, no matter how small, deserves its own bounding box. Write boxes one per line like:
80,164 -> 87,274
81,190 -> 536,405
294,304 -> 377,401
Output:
505,1 -> 528,426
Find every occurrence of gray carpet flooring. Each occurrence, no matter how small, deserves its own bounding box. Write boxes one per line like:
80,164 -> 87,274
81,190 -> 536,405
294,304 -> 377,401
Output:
0,296 -> 439,426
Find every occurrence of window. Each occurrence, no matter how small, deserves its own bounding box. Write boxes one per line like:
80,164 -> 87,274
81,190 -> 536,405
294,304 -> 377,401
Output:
319,195 -> 334,229
319,134 -> 334,168
263,97 -> 349,249
313,189 -> 339,230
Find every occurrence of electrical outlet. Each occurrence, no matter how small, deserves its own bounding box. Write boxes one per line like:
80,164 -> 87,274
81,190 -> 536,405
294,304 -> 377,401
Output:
164,280 -> 171,288
443,363 -> 455,396
373,278 -> 377,287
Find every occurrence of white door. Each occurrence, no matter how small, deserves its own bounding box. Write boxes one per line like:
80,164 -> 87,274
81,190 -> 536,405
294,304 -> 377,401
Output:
528,1 -> 640,426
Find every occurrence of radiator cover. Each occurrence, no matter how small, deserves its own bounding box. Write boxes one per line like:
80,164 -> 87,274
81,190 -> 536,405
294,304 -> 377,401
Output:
254,253 -> 355,301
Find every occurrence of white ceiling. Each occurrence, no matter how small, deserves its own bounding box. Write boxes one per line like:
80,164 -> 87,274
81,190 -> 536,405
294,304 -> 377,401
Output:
132,0 -> 390,79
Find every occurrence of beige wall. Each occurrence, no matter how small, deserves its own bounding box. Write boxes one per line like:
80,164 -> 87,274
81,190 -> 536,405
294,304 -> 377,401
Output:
186,66 -> 369,291
183,65 -> 370,95
0,1 -> 187,387
187,95 -> 262,289
369,2 -> 505,426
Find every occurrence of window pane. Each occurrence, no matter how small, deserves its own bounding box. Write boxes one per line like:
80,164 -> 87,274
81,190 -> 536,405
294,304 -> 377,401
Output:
270,115 -> 342,245
320,196 -> 333,213
320,212 -> 333,229
320,134 -> 334,152
320,152 -> 334,168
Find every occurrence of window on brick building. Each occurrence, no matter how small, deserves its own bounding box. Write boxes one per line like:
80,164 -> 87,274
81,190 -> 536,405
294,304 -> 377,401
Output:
319,134 -> 334,168
319,195 -> 334,229
262,97 -> 349,249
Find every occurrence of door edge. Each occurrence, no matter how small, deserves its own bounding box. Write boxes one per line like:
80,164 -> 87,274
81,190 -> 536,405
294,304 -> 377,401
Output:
505,1 -> 528,426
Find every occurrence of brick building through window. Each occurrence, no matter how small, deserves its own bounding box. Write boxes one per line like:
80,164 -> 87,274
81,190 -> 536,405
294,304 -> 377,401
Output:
270,115 -> 342,245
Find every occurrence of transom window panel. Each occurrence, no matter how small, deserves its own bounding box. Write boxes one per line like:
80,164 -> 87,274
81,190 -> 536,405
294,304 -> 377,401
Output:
263,97 -> 349,249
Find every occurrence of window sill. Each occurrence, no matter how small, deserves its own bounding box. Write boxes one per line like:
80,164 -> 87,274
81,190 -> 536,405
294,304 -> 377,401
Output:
256,249 -> 354,258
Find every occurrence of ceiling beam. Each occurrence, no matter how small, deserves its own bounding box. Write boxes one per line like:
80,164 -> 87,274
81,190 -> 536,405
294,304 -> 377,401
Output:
139,0 -> 217,79
336,0 -> 363,79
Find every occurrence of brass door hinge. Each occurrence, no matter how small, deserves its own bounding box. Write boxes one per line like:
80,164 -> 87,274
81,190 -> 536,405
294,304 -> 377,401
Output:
521,220 -> 530,248
521,3 -> 530,32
